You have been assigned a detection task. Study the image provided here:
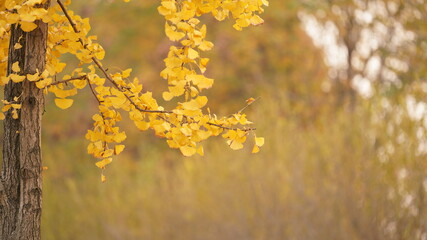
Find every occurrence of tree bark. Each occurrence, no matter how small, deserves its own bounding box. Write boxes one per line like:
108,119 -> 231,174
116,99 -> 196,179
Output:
0,2 -> 49,239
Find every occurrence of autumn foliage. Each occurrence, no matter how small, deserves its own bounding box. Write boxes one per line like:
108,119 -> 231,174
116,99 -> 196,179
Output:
0,0 -> 267,180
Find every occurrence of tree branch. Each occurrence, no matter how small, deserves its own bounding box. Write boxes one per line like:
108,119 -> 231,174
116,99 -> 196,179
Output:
91,57 -> 172,114
56,0 -> 255,132
56,0 -> 79,33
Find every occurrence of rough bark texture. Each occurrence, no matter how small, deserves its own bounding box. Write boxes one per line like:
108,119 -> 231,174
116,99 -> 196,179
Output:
0,3 -> 49,239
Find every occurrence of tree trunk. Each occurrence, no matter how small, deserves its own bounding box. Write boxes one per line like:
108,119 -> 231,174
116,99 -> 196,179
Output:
0,2 -> 49,239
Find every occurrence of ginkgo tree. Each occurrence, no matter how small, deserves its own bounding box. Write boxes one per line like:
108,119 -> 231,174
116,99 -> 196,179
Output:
0,0 -> 267,239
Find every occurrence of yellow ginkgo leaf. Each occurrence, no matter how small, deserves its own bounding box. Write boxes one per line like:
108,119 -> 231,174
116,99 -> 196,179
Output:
180,145 -> 197,157
255,137 -> 265,147
35,78 -> 52,89
250,15 -> 264,26
197,146 -> 204,156
54,62 -> 66,73
233,23 -> 243,31
252,144 -> 260,153
11,104 -> 21,109
54,98 -> 74,109
114,145 -> 125,155
187,74 -> 214,90
199,58 -> 209,73
6,14 -> 19,24
165,23 -> 185,41
102,149 -> 114,158
182,96 -> 208,110
14,43 -> 22,50
162,91 -> 174,101
101,174 -> 106,183
177,22 -> 191,32
12,61 -> 20,72
228,140 -> 244,150
135,121 -> 150,131
187,47 -> 199,59
95,158 -> 113,169
113,132 -> 126,143
26,73 -> 39,81
122,68 -> 132,78
161,1 -> 176,11
198,41 -> 214,51
20,22 -> 38,32
246,97 -> 256,104
12,109 -> 19,119
94,49 -> 105,60
110,96 -> 126,108
157,6 -> 171,16
2,105 -> 12,112
10,74 -> 25,82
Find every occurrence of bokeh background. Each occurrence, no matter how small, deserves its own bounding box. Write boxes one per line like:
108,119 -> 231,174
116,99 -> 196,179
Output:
6,0 -> 427,239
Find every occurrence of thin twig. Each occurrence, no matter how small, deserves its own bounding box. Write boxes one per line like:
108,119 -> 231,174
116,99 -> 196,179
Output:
87,79 -> 102,106
48,75 -> 87,86
238,96 -> 261,113
207,122 -> 256,131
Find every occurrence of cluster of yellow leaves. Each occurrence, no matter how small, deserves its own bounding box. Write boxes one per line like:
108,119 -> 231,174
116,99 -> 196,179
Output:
0,0 -> 267,176
157,0 -> 267,154
159,0 -> 268,101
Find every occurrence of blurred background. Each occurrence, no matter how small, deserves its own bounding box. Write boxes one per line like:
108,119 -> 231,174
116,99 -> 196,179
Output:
9,0 -> 427,239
